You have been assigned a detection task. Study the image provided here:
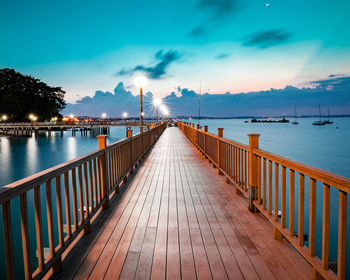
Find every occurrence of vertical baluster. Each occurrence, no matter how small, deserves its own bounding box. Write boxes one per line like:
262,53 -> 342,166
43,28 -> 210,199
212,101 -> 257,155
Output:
78,165 -> 84,224
230,145 -> 233,179
281,166 -> 286,228
64,172 -> 71,238
93,158 -> 98,204
309,178 -> 316,256
240,149 -> 243,187
289,170 -> 295,236
83,163 -> 90,217
268,160 -> 272,215
71,168 -> 78,230
232,145 -> 235,180
263,158 -> 267,210
337,190 -> 347,280
46,180 -> 55,259
34,186 -> 44,271
83,162 -> 91,233
244,150 -> 248,191
88,160 -> 94,211
113,148 -> 117,186
258,156 -> 261,205
2,201 -> 15,279
321,183 -> 330,270
298,173 -> 305,247
55,176 -> 64,248
274,163 -> 279,223
108,150 -> 112,189
20,193 -> 31,279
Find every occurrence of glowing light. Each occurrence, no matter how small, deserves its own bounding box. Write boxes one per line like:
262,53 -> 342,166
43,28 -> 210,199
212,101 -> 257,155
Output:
266,3 -> 270,6
122,112 -> 128,118
141,112 -> 144,116
101,113 -> 107,118
2,115 -> 8,121
134,75 -> 148,88
153,98 -> 162,107
160,104 -> 170,116
69,114 -> 74,118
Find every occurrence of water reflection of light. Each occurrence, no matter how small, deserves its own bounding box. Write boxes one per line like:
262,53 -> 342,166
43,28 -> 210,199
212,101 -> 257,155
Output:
0,137 -> 11,185
67,137 -> 77,160
26,136 -> 38,175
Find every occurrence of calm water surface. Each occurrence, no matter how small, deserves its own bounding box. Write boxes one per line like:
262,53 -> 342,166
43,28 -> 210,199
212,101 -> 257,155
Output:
0,119 -> 349,278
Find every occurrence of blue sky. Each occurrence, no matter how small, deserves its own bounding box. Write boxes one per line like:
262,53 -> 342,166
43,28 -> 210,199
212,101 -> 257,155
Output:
1,0 -> 350,103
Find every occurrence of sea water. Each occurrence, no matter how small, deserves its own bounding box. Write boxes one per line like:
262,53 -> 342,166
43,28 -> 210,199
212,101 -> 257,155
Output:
0,119 -> 349,278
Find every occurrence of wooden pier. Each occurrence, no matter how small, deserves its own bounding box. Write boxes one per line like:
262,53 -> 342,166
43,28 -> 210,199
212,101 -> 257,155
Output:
0,122 -> 349,279
0,121 -> 156,137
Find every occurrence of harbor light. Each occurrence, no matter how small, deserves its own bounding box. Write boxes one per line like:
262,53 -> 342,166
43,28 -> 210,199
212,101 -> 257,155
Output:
29,114 -> 38,121
101,113 -> 107,118
2,114 -> 8,121
134,75 -> 148,88
122,112 -> 128,118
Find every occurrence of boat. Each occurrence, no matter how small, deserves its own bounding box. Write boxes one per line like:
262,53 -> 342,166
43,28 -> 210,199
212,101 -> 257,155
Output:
312,104 -> 326,126
324,109 -> 333,124
292,106 -> 299,125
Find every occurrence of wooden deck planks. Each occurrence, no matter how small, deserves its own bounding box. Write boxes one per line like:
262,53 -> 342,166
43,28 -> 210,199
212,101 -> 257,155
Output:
54,127 -> 313,280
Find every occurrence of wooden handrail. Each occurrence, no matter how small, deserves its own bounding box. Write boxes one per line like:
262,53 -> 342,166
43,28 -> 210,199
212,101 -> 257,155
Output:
178,121 -> 348,280
0,123 -> 167,280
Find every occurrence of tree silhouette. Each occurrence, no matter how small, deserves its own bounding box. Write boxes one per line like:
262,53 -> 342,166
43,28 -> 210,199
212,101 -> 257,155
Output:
0,68 -> 66,121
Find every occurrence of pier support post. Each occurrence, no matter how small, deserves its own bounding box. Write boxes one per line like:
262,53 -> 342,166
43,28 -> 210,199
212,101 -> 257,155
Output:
248,134 -> 260,212
217,128 -> 224,174
97,135 -> 109,209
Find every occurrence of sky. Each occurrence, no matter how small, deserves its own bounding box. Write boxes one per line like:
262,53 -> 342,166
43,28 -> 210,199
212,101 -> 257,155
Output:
1,0 -> 350,106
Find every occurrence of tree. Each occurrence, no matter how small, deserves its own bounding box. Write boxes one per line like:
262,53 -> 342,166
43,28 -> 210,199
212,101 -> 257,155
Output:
0,68 -> 66,122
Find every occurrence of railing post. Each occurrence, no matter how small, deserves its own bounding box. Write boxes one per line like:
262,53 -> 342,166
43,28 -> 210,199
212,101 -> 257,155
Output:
204,125 -> 208,159
217,128 -> 223,175
248,134 -> 260,212
97,135 -> 109,209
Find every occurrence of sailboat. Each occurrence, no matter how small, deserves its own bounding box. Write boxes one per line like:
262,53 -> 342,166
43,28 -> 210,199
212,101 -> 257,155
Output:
324,109 -> 333,124
312,104 -> 325,126
292,106 -> 299,125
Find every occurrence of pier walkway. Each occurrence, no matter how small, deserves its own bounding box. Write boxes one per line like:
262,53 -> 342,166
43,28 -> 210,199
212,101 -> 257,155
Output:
53,127 -> 312,280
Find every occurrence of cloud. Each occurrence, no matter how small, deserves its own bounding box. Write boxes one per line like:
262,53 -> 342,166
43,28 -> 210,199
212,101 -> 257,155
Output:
216,53 -> 230,59
63,75 -> 350,117
197,0 -> 236,15
243,29 -> 293,49
116,50 -> 181,80
189,0 -> 237,37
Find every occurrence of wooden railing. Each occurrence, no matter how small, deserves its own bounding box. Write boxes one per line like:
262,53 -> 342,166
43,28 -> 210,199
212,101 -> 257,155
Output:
0,122 -> 166,280
178,121 -> 349,280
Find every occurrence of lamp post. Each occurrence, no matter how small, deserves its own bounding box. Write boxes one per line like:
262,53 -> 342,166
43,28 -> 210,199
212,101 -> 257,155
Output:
153,98 -> 162,122
135,75 -> 147,126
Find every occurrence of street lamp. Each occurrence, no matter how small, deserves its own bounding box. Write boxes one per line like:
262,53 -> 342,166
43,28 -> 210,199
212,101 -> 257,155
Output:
153,98 -> 162,122
101,113 -> 107,119
2,114 -> 8,121
69,114 -> 74,119
135,75 -> 147,125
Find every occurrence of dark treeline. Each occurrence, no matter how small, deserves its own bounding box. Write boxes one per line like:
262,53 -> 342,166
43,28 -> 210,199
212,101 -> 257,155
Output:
0,68 -> 66,122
